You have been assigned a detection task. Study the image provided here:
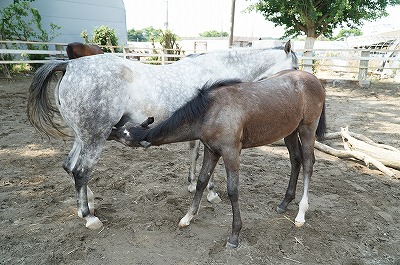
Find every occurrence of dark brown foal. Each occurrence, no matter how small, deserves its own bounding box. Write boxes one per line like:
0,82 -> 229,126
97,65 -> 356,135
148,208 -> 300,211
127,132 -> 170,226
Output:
114,70 -> 326,248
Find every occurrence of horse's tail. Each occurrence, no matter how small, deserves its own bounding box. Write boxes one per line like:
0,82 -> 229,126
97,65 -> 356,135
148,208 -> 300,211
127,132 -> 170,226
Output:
27,60 -> 70,138
316,100 -> 326,141
131,79 -> 241,145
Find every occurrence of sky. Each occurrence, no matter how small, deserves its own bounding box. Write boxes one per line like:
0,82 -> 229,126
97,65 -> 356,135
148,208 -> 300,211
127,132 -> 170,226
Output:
123,0 -> 400,38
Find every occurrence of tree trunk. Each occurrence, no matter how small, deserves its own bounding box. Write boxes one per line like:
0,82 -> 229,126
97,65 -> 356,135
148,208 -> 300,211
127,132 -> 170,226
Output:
303,36 -> 316,73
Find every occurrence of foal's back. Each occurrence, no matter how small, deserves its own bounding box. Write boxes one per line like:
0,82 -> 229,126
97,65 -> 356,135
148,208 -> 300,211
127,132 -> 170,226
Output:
202,70 -> 325,149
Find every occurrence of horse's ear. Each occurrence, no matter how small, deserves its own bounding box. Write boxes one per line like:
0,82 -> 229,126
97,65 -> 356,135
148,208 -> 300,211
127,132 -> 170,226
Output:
284,40 -> 291,54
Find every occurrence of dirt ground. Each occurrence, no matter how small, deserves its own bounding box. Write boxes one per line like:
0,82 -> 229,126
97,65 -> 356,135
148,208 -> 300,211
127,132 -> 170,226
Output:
0,75 -> 399,265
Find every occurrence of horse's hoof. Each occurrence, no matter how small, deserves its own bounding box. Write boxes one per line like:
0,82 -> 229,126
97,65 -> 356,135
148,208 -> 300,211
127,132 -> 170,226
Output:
207,192 -> 222,204
276,205 -> 286,214
187,183 -> 196,193
178,221 -> 190,228
85,216 -> 103,229
294,221 -> 305,227
225,241 -> 238,249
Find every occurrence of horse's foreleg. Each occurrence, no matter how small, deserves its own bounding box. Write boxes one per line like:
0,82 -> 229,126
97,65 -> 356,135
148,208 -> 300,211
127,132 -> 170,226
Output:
179,146 -> 220,227
277,131 -> 302,213
294,125 -> 316,227
187,140 -> 200,193
222,151 -> 242,248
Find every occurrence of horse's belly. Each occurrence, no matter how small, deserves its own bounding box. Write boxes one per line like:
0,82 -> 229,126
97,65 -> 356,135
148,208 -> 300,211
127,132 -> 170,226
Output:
241,116 -> 301,148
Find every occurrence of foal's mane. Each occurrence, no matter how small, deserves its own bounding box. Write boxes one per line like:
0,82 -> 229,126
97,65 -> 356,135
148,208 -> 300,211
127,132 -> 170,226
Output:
131,79 -> 242,143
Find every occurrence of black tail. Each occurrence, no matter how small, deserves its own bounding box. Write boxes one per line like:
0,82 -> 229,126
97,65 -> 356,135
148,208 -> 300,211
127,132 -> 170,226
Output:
316,101 -> 326,141
131,79 -> 242,144
27,60 -> 69,138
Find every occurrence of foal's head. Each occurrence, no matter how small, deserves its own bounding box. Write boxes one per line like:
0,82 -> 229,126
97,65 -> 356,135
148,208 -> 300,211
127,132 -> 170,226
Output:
115,117 -> 154,148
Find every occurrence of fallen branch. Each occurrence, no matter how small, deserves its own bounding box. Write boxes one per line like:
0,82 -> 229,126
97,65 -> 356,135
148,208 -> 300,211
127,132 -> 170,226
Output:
272,128 -> 399,178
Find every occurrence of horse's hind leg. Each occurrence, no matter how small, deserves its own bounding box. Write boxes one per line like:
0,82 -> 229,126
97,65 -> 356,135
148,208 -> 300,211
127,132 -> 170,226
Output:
63,138 -> 106,229
179,146 -> 220,227
188,140 -> 221,203
277,131 -> 302,213
187,140 -> 200,192
295,124 -> 317,227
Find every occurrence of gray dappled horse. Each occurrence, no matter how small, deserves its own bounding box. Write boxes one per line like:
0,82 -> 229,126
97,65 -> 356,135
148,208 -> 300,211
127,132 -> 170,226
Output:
27,42 -> 298,229
117,70 -> 326,248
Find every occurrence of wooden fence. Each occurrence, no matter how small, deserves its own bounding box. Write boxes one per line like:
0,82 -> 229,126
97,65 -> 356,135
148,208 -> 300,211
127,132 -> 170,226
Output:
1,40 -> 400,82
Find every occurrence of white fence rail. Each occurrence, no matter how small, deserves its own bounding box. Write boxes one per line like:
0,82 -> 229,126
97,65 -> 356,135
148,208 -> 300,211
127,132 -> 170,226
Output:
2,40 -> 400,81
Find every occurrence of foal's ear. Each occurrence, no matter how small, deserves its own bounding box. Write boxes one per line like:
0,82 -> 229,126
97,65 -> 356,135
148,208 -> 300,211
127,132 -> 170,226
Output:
284,40 -> 291,54
141,117 -> 154,127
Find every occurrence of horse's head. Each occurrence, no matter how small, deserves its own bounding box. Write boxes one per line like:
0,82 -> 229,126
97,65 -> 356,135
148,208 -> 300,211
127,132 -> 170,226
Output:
284,40 -> 299,70
114,117 -> 154,148
252,40 -> 299,81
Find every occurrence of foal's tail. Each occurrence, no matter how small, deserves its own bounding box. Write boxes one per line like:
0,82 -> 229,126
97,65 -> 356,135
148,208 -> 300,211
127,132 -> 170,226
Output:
316,101 -> 326,141
27,60 -> 69,138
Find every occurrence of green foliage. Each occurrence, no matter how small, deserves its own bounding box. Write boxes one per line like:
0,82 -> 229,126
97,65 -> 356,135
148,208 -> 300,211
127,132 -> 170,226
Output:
150,30 -> 182,62
0,0 -> 60,41
81,26 -> 119,52
127,26 -> 162,42
91,26 -> 119,52
249,0 -> 400,39
199,30 -> 229,37
331,28 -> 363,40
0,0 -> 60,73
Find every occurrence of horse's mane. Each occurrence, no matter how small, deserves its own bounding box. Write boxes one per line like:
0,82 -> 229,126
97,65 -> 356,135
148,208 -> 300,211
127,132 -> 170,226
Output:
131,79 -> 242,143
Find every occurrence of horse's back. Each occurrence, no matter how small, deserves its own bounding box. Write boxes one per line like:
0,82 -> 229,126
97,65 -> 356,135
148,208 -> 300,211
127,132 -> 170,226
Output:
203,70 -> 325,148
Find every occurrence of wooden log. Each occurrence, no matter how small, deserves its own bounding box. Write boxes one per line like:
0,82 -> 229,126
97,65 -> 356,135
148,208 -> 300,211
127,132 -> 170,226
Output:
340,127 -> 400,170
314,141 -> 397,178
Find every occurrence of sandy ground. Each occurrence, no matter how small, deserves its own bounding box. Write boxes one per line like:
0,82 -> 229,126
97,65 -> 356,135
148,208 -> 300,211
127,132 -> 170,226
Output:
0,76 -> 399,265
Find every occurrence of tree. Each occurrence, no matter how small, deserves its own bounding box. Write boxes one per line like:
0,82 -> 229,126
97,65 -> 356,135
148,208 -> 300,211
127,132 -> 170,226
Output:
250,1 -> 400,55
127,26 -> 162,42
127,28 -> 145,42
331,28 -> 363,40
0,0 -> 60,75
150,29 -> 182,62
199,30 -> 229,37
81,26 -> 119,52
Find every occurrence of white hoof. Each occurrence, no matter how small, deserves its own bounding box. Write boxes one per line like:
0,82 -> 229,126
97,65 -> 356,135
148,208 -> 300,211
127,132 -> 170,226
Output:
188,183 -> 196,193
207,192 -> 222,204
294,216 -> 305,227
85,216 -> 103,229
178,214 -> 193,228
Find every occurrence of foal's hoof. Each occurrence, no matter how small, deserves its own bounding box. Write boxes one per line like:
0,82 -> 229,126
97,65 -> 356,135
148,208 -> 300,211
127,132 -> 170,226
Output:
85,216 -> 103,230
294,221 -> 305,227
225,241 -> 238,249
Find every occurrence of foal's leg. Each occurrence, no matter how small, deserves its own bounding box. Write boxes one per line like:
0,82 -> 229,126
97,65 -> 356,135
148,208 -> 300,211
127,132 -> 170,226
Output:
277,131 -> 302,213
188,140 -> 221,204
179,146 -> 220,227
221,150 -> 242,248
295,125 -> 317,227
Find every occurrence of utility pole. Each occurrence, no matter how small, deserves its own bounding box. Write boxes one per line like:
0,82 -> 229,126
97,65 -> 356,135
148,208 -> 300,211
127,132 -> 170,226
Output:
228,0 -> 236,48
164,0 -> 169,30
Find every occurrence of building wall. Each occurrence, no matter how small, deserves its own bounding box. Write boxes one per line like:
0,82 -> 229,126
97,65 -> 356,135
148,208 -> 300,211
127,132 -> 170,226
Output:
0,0 -> 127,44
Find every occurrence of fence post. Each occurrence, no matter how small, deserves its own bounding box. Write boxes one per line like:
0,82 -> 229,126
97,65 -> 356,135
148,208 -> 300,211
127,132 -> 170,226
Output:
161,49 -> 165,65
358,50 -> 371,87
55,44 -> 64,59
